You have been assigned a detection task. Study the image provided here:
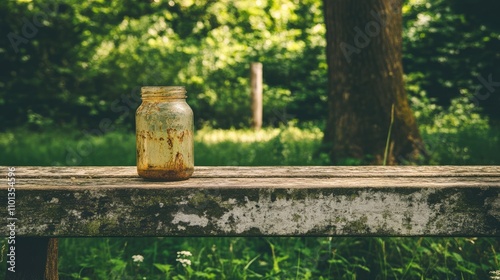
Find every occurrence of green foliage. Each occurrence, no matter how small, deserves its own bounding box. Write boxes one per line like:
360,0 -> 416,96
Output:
0,0 -> 326,130
26,236 -> 493,279
403,0 -> 500,119
409,92 -> 500,164
3,0 -> 497,131
0,129 -> 136,166
325,237 -> 500,279
1,119 -> 499,166
1,1 -> 500,278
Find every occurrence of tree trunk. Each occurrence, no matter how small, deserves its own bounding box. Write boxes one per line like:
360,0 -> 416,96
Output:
323,0 -> 425,165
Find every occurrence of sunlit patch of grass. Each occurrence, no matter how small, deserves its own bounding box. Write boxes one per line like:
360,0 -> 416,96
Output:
0,125 -> 327,166
194,125 -> 327,166
195,127 -> 282,144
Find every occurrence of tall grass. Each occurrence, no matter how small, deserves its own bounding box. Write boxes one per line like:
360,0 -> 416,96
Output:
53,237 -> 498,279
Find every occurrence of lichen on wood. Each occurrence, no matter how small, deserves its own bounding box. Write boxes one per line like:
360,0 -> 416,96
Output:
1,166 -> 499,237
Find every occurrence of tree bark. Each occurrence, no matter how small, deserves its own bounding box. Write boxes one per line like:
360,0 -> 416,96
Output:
323,0 -> 425,165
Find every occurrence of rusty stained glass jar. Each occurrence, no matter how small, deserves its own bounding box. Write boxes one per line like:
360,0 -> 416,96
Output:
136,86 -> 194,180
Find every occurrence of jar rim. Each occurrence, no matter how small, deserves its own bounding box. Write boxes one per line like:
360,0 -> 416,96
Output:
141,86 -> 186,99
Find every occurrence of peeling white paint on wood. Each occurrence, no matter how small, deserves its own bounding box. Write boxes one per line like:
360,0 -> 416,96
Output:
1,166 -> 499,237
172,212 -> 209,228
214,191 -> 438,234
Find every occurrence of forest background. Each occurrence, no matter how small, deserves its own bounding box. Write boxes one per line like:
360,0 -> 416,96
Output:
1,0 -> 499,279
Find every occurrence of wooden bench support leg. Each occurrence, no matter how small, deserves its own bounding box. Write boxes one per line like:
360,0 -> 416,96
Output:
6,237 -> 58,280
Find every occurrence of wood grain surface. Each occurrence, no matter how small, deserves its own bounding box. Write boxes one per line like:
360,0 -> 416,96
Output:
1,166 -> 499,237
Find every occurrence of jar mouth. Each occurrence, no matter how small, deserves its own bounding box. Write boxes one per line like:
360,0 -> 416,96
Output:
141,86 -> 186,99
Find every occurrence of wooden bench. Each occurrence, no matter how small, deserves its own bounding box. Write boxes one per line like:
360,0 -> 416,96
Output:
2,166 -> 500,279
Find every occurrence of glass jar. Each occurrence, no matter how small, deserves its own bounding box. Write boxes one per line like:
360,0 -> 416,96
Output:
136,86 -> 194,180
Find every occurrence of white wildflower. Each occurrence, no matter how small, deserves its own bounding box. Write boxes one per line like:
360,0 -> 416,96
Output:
491,270 -> 500,280
176,251 -> 192,267
132,255 -> 144,263
177,251 -> 192,257
176,258 -> 192,267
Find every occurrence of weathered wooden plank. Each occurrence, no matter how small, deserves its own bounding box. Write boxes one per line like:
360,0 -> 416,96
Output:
13,166 -> 500,178
0,166 -> 499,237
13,177 -> 500,189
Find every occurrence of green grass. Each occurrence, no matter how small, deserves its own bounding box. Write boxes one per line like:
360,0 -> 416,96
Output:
422,128 -> 500,165
1,123 -> 499,166
1,236 -> 498,279
1,124 -> 500,279
54,237 -> 500,279
0,125 -> 329,166
195,126 -> 329,166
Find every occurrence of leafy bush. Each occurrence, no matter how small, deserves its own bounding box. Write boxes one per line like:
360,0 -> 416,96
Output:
409,92 -> 500,164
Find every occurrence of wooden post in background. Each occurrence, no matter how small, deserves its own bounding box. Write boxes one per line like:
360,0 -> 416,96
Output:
250,62 -> 263,130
